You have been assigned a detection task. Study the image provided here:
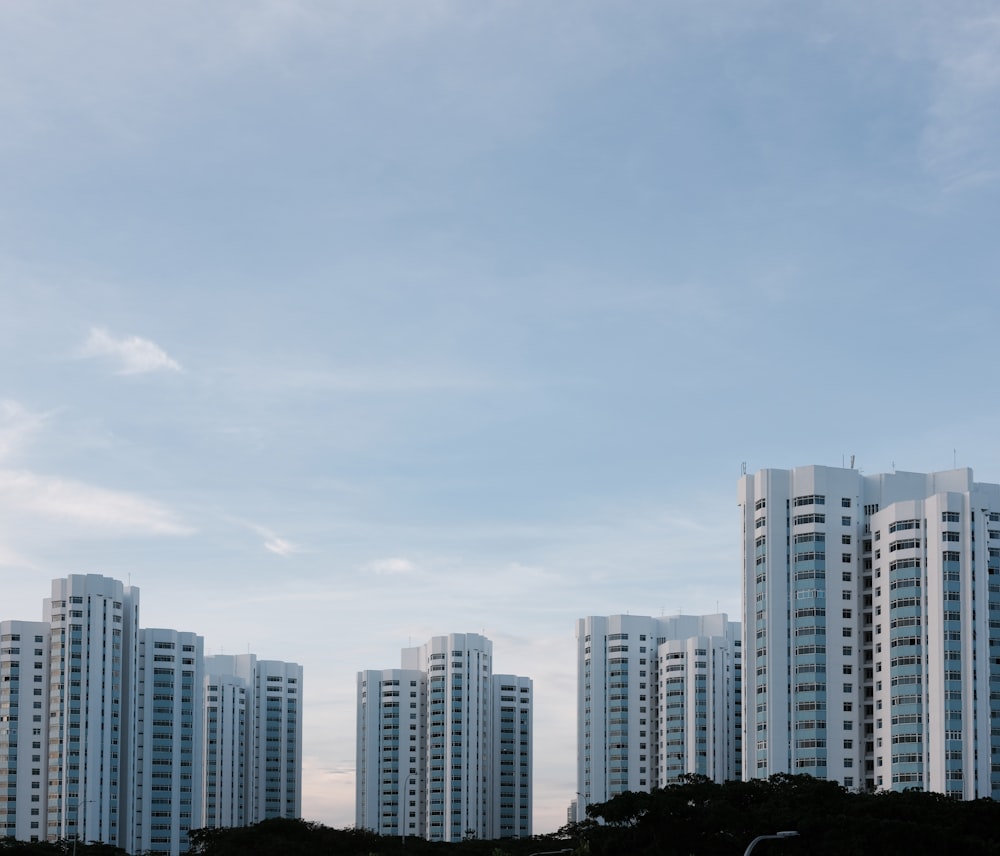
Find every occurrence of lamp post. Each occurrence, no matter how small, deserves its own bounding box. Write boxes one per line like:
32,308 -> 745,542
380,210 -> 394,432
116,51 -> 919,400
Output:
70,800 -> 94,856
743,830 -> 799,856
401,774 -> 416,846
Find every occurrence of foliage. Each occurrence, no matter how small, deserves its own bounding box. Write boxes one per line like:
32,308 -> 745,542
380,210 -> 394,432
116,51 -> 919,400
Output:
578,773 -> 1000,856
0,839 -> 127,856
174,780 -> 1000,856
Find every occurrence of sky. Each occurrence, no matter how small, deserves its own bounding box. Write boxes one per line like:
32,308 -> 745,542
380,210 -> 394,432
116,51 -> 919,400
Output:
2,0 -> 1000,834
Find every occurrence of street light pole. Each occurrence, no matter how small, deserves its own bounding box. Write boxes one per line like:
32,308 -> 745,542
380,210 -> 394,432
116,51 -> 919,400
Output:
743,830 -> 800,856
401,774 -> 416,846
70,799 -> 94,856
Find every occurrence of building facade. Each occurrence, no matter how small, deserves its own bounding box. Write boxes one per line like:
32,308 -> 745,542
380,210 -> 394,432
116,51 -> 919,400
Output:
0,620 -> 50,841
740,464 -> 1000,797
0,575 -> 302,855
576,614 -> 741,820
356,633 -> 532,842
44,575 -> 139,849
131,629 -> 204,856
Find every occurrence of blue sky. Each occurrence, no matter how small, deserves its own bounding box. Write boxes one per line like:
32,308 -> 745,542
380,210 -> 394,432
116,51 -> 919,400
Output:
2,0 -> 999,832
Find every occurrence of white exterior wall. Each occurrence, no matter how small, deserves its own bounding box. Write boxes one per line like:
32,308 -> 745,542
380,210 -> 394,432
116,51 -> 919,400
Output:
657,632 -> 739,786
355,668 -> 426,838
870,483 -> 1000,797
490,674 -> 531,839
131,629 -> 204,856
0,620 -> 50,842
202,668 -> 248,828
577,613 -> 739,822
403,633 -> 492,842
43,574 -> 139,848
741,464 -> 1000,798
202,654 -> 303,826
251,660 -> 303,823
1,578 -> 302,853
357,633 -> 532,843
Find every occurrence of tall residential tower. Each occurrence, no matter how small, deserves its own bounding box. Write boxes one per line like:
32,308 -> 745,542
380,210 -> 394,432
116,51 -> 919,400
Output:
0,575 -> 302,856
576,614 -> 741,820
357,633 -> 532,842
740,465 -> 1000,797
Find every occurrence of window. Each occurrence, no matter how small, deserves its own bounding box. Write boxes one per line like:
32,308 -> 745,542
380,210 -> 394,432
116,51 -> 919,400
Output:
842,534 -> 852,545
943,531 -> 960,542
842,516 -> 851,526
842,498 -> 852,508
942,511 -> 960,523
794,494 -> 826,507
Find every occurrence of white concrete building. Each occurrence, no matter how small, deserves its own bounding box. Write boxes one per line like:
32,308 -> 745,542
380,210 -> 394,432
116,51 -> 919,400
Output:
739,464 -> 1000,797
251,660 -> 303,823
356,633 -> 532,842
0,575 -> 302,854
0,620 -> 50,842
202,659 -> 250,828
202,654 -> 303,828
576,614 -> 741,820
44,574 -> 139,849
131,629 -> 204,856
355,667 -> 426,839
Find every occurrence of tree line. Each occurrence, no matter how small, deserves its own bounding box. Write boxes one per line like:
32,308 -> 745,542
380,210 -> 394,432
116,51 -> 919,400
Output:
6,774 -> 1000,855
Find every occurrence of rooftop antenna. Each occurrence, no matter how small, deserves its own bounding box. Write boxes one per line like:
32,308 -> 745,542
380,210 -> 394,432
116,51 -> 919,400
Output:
850,454 -> 855,469
741,461 -> 747,475
954,448 -> 957,469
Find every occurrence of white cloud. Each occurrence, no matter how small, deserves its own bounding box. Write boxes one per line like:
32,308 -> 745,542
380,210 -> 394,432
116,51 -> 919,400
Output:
919,10 -> 1000,188
0,399 -> 48,462
264,536 -> 299,556
226,516 -> 303,556
0,469 -> 192,535
365,556 -> 417,575
81,327 -> 182,375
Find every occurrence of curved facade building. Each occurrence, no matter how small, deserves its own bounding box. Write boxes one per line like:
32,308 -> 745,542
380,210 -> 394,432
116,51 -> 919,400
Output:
740,464 -> 1000,797
576,613 -> 741,820
357,633 -> 532,842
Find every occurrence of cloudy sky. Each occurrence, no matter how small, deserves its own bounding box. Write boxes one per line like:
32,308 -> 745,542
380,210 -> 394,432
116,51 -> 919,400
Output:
2,0 -> 1000,833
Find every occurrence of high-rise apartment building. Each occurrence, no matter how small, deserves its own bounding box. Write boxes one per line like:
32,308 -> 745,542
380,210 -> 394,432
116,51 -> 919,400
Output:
0,620 -> 50,841
740,465 -> 1000,797
576,614 -> 741,820
201,654 -> 303,829
356,633 -> 532,842
0,575 -> 302,855
44,575 -> 139,849
130,629 -> 204,855
202,655 -> 252,829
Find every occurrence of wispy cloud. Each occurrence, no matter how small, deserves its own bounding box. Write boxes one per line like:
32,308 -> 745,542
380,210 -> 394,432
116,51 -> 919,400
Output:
81,327 -> 182,375
0,399 -> 48,462
920,11 -> 1000,188
0,469 -> 192,535
264,536 -> 299,556
227,516 -> 303,556
364,556 -> 418,575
